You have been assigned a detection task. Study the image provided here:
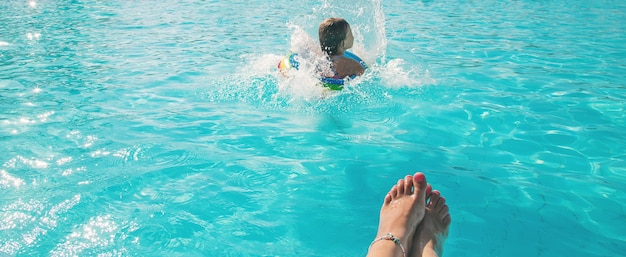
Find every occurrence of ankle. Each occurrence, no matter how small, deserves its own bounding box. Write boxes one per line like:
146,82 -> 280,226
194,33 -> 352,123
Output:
421,240 -> 441,257
421,247 -> 439,257
369,233 -> 407,257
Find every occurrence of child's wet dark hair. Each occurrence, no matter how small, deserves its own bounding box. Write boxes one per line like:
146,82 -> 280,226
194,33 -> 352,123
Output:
318,18 -> 350,56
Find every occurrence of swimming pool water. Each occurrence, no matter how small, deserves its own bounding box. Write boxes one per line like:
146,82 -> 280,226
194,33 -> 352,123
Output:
1,0 -> 625,256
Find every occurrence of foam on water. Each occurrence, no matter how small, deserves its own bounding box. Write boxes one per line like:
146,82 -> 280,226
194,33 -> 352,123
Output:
227,0 -> 430,105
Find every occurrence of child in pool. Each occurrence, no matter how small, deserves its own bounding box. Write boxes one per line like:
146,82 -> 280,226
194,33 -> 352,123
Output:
318,18 -> 365,79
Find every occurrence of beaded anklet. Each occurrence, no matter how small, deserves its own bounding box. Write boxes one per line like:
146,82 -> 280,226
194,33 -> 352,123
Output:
369,233 -> 406,257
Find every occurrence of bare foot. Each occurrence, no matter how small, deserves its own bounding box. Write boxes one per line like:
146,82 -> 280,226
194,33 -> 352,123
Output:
367,172 -> 428,257
409,190 -> 451,257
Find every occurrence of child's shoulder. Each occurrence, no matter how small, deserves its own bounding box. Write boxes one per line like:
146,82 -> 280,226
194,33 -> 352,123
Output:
333,55 -> 365,78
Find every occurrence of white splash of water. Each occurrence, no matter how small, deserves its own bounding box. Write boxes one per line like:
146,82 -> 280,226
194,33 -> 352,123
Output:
377,58 -> 437,88
232,0 -> 435,104
288,25 -> 322,56
310,0 -> 431,88
371,0 -> 388,61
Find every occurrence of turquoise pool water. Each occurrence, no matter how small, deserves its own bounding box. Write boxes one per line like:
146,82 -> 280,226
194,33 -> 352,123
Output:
1,0 -> 625,256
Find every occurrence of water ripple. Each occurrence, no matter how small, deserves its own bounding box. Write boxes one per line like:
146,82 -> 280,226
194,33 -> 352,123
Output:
1,0 -> 625,256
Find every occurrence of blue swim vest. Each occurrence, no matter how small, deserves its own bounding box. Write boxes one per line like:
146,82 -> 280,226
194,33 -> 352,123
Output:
277,51 -> 367,90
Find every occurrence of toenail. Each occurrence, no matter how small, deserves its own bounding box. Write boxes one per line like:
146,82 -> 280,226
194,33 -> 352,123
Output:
414,173 -> 425,182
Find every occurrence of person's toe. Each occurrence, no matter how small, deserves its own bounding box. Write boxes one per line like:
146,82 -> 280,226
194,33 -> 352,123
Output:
397,179 -> 406,195
429,190 -> 441,207
404,175 -> 414,194
413,172 -> 427,203
443,213 -> 452,226
390,185 -> 399,200
384,191 -> 393,205
439,205 -> 449,215
435,196 -> 446,210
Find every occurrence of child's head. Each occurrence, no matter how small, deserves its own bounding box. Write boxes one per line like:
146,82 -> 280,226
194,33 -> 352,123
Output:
318,18 -> 353,55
